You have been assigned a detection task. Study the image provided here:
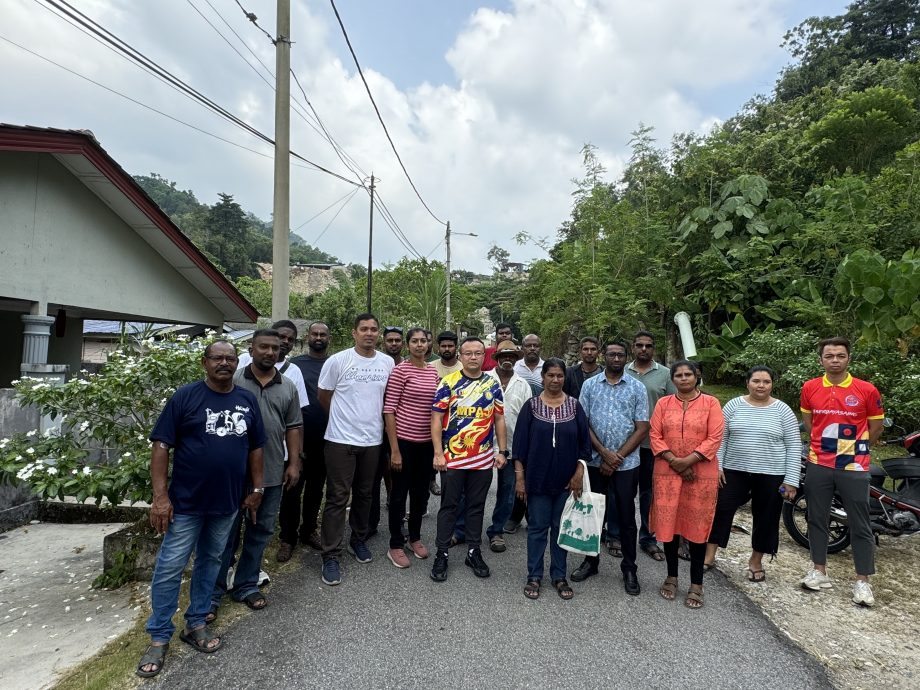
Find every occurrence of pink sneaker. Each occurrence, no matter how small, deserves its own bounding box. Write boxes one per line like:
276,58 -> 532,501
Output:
408,540 -> 429,559
387,547 -> 411,569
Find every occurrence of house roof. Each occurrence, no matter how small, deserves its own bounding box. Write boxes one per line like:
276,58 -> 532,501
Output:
0,124 -> 258,323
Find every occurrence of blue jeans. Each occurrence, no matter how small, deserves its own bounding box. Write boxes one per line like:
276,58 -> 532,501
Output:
145,512 -> 237,643
526,491 -> 569,582
606,447 -> 656,546
212,485 -> 283,603
486,463 -> 516,540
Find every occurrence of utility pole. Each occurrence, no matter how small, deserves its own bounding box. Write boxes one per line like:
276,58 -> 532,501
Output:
270,0 -> 291,322
366,174 -> 375,312
444,222 -> 476,330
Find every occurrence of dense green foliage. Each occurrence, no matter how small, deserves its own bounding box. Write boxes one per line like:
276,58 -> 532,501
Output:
516,0 -> 920,376
134,173 -> 340,279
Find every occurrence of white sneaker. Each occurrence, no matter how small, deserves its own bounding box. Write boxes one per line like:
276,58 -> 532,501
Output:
258,570 -> 270,586
852,580 -> 875,607
226,565 -> 235,590
800,568 -> 833,590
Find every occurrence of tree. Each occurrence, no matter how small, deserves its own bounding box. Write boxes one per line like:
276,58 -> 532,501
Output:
203,193 -> 252,278
486,244 -> 511,273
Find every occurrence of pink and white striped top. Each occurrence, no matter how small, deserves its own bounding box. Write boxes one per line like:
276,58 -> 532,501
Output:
383,361 -> 440,442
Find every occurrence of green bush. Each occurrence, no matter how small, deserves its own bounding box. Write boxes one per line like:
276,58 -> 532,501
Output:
0,334 -> 216,506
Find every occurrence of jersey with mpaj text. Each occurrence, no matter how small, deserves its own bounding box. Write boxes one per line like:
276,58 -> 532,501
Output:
432,370 -> 504,470
800,374 -> 884,471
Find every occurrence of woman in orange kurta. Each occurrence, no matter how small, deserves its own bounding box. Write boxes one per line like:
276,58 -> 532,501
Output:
649,360 -> 724,609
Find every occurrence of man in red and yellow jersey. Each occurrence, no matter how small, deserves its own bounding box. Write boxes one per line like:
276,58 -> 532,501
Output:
799,336 -> 884,607
430,336 -> 507,582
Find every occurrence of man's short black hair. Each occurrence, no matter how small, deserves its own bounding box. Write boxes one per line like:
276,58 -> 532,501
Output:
437,330 -> 458,344
818,336 -> 850,355
271,319 -> 297,336
203,339 -> 236,358
633,330 -> 655,344
495,322 -> 513,334
354,312 -> 379,328
580,336 -> 600,347
252,328 -> 280,342
602,339 -> 629,354
459,336 -> 484,351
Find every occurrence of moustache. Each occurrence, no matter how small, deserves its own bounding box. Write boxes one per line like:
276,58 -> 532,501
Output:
216,367 -> 233,373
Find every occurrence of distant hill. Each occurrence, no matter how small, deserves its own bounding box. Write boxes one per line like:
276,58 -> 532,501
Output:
134,173 -> 339,278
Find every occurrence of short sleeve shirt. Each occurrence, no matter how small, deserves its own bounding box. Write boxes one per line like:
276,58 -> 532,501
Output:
432,370 -> 504,470
150,381 -> 266,515
318,348 -> 394,446
578,372 -> 649,470
800,374 -> 884,471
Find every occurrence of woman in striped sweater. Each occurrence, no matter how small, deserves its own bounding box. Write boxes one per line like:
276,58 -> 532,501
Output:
706,365 -> 801,582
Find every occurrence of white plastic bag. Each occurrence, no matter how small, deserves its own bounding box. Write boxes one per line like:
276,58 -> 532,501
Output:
557,459 -> 606,556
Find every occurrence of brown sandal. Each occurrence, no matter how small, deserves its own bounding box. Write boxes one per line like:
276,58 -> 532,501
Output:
553,578 -> 574,600
685,585 -> 704,609
523,580 -> 541,600
659,576 -> 678,601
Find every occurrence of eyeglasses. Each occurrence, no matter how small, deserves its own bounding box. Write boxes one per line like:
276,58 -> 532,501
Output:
634,343 -> 654,349
383,326 -> 403,335
205,355 -> 238,363
606,352 -> 627,359
460,350 -> 485,358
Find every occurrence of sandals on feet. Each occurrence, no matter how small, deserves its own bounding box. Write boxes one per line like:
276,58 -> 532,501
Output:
685,585 -> 704,609
553,578 -> 574,600
179,626 -> 222,653
606,539 -> 623,558
641,542 -> 665,561
747,568 -> 766,583
677,538 -> 691,561
205,604 -> 218,624
136,643 -> 168,678
241,592 -> 267,610
659,576 -> 678,601
524,580 -> 541,600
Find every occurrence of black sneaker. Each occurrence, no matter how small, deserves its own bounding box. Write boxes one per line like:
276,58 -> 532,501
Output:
430,551 -> 449,582
465,548 -> 491,578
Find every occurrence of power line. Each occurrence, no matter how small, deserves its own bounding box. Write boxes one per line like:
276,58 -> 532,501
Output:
293,188 -> 358,231
328,0 -> 447,226
232,0 -> 276,45
312,187 -> 360,245
40,0 -> 360,187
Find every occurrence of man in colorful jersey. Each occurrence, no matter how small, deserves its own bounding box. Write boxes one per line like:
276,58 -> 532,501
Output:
430,336 -> 508,581
799,336 -> 884,606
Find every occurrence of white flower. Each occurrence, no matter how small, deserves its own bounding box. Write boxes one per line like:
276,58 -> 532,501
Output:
82,467 -> 92,475
122,452 -> 131,457
15,455 -> 23,461
71,469 -> 78,475
26,429 -> 37,437
79,421 -> 90,432
0,438 -> 8,449
46,467 -> 58,475
25,448 -> 35,455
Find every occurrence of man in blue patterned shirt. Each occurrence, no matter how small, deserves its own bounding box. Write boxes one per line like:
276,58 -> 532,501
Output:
574,340 -> 649,595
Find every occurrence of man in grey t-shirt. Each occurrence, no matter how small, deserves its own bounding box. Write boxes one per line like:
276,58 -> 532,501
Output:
212,329 -> 302,612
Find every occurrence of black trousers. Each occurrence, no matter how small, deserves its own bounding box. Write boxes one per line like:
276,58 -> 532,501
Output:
369,437 -> 392,533
580,465 -> 611,568
708,469 -> 784,555
436,468 -> 493,552
388,439 -> 434,548
278,433 -> 326,545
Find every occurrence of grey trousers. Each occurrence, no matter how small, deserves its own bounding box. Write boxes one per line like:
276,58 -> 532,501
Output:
321,442 -> 380,560
804,462 -> 875,576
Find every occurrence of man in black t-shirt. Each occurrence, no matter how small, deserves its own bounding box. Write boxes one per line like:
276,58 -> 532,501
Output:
277,321 -> 331,559
137,340 -> 265,678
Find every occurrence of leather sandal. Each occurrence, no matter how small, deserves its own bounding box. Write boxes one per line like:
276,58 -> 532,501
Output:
136,643 -> 168,677
659,576 -> 678,601
685,585 -> 704,609
523,580 -> 541,600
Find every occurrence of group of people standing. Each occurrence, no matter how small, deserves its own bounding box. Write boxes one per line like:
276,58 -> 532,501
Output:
136,315 -> 884,679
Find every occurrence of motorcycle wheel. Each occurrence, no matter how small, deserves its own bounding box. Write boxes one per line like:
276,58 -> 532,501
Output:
782,491 -> 851,554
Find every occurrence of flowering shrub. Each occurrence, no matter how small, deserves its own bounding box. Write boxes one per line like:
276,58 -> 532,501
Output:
0,335 -> 216,506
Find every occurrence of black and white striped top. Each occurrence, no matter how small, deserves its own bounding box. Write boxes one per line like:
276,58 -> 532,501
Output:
717,397 -> 801,486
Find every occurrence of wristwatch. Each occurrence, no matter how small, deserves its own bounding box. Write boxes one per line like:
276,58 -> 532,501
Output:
497,450 -> 508,456
251,487 -> 265,495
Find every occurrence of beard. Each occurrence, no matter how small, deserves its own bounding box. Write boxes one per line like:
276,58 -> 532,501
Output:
309,340 -> 329,353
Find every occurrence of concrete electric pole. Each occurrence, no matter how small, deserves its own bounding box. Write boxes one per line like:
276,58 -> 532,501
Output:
444,221 -> 476,330
366,174 -> 375,312
271,0 -> 291,322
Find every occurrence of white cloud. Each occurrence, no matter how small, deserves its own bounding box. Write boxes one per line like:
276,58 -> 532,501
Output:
1,0 -> 792,271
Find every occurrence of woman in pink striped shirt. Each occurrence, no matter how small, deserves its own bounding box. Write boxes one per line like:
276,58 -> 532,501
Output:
383,327 -> 441,568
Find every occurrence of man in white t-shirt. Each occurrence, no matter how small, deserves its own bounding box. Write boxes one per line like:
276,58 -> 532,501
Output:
317,313 -> 394,586
238,319 -> 309,409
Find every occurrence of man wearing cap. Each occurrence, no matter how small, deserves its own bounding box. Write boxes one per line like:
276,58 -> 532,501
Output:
434,331 -> 462,379
484,341 -> 533,552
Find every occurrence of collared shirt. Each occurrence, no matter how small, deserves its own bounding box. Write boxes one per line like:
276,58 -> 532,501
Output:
514,359 -> 545,393
626,360 -> 676,448
578,372 -> 649,470
432,370 -> 504,470
800,373 -> 884,471
233,366 -> 302,487
238,352 -> 309,409
486,368 -> 533,455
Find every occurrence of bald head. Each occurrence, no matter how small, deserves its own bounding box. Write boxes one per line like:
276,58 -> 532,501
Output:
522,333 -> 541,364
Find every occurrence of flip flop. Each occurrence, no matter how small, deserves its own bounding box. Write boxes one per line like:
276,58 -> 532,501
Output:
747,568 -> 766,583
641,543 -> 665,561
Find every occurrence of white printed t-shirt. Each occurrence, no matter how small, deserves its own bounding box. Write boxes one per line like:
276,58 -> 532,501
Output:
318,348 -> 394,446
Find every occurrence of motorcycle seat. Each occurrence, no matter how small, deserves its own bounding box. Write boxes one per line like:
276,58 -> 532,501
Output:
881,457 -> 920,481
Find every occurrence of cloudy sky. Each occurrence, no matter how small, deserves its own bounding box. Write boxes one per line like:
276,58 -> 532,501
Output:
1,0 -> 847,270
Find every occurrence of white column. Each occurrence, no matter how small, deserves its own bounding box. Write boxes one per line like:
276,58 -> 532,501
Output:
21,314 -> 55,365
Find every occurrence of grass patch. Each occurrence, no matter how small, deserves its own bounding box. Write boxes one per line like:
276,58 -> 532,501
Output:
701,383 -> 745,405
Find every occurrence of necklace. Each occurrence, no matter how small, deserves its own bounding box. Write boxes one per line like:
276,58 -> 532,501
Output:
676,391 -> 702,403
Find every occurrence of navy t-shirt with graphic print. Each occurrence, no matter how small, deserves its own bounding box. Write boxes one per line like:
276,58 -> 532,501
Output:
150,380 -> 266,516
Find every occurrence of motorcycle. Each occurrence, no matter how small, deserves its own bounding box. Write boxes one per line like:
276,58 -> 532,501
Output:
782,424 -> 920,554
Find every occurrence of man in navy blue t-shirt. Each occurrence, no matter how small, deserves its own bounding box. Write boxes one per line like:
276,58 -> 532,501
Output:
137,340 -> 266,678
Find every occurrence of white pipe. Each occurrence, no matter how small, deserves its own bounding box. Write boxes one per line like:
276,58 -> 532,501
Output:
673,311 -> 697,358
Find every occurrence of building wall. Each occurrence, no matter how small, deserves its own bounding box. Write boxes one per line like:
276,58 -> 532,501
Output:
0,151 -> 223,325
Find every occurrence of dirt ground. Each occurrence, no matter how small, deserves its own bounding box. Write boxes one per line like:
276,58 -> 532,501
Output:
714,505 -> 920,690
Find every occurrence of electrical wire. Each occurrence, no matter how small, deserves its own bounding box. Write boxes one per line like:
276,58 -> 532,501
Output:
293,188 -> 359,231
312,187 -> 360,245
328,0 -> 447,226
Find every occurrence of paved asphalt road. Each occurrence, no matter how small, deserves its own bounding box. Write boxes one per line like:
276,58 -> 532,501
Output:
148,489 -> 831,690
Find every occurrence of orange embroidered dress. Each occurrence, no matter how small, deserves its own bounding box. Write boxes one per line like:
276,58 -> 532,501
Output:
649,393 -> 724,544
